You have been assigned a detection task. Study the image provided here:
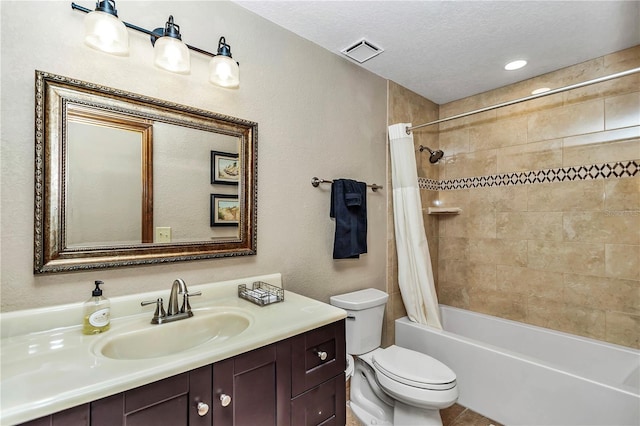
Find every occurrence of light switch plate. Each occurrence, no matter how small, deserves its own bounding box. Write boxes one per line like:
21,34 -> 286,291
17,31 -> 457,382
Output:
155,227 -> 172,243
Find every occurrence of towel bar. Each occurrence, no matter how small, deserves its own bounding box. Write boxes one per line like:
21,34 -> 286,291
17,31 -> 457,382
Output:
311,177 -> 382,192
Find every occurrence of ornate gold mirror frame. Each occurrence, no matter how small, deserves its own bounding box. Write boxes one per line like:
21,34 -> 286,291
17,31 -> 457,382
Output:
34,71 -> 257,274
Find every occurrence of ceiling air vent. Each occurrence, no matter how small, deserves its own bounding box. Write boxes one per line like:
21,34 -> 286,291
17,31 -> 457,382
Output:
341,39 -> 384,63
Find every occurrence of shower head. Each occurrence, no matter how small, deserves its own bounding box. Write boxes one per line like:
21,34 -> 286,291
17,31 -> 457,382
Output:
419,145 -> 444,164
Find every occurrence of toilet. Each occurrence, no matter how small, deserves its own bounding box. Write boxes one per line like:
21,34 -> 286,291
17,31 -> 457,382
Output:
330,288 -> 458,426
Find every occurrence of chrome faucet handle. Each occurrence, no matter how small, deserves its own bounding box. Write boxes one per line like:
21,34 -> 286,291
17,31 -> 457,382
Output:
141,298 -> 166,324
182,291 -> 202,314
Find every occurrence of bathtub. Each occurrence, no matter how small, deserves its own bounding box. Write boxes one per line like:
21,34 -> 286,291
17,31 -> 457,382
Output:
395,305 -> 640,426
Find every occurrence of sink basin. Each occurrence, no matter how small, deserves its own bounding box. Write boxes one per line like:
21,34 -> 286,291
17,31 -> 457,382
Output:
94,308 -> 252,360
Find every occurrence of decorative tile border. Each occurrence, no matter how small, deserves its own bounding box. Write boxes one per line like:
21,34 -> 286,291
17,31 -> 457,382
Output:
418,178 -> 439,191
418,160 -> 639,191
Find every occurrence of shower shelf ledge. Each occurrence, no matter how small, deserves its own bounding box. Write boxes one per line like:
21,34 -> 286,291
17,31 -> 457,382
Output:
426,207 -> 462,215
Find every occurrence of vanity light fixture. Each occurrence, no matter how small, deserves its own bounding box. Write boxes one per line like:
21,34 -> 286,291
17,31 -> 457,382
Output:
71,1 -> 240,88
209,37 -> 240,88
504,59 -> 527,71
152,15 -> 190,74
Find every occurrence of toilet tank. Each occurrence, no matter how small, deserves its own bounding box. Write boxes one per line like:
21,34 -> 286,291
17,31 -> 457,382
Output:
330,288 -> 388,355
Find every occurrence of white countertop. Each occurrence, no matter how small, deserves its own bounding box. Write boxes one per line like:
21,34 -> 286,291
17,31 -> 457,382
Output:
0,273 -> 346,425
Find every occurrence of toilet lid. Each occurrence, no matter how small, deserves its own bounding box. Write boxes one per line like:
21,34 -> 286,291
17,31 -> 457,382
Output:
373,345 -> 456,390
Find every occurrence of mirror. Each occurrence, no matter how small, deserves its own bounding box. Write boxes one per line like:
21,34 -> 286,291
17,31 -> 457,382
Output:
34,71 -> 257,273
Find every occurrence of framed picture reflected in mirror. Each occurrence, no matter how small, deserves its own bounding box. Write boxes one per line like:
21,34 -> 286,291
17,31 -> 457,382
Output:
211,150 -> 239,185
211,194 -> 240,226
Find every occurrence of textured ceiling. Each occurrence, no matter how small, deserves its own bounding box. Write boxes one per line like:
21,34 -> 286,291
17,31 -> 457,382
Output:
234,1 -> 640,104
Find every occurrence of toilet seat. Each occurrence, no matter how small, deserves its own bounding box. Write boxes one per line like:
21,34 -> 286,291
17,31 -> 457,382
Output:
372,345 -> 456,391
375,369 -> 459,410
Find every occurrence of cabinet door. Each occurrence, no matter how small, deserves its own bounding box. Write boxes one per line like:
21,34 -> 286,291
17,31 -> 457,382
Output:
19,404 -> 89,426
213,343 -> 289,426
291,374 -> 346,426
91,366 -> 212,426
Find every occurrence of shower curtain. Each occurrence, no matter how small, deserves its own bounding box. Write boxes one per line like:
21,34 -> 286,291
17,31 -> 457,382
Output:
388,123 -> 442,329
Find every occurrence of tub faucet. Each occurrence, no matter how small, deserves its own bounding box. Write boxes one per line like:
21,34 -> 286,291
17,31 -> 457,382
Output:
141,278 -> 201,324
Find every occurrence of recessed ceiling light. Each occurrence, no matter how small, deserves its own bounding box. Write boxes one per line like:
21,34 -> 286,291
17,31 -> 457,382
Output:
531,87 -> 551,95
504,60 -> 527,71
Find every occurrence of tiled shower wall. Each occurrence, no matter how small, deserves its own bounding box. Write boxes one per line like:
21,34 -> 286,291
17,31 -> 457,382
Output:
436,46 -> 639,349
387,45 -> 639,349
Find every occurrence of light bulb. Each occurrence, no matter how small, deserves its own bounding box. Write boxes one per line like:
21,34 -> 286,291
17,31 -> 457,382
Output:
209,55 -> 239,88
154,37 -> 190,74
84,10 -> 129,55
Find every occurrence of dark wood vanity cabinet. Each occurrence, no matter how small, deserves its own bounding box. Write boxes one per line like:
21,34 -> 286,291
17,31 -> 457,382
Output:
19,320 -> 345,426
290,320 -> 346,426
213,320 -> 346,426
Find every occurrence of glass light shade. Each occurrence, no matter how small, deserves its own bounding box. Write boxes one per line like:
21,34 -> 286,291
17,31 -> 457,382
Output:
209,55 -> 240,88
84,10 -> 129,55
154,37 -> 191,74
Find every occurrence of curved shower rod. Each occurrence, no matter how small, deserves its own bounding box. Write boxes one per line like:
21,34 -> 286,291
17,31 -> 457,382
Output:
406,66 -> 640,134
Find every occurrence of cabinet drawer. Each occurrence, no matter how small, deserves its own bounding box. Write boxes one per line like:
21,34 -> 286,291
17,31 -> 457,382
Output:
290,374 -> 346,426
291,320 -> 345,396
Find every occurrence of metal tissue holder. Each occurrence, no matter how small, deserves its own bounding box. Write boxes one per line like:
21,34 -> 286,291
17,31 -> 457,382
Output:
238,281 -> 284,306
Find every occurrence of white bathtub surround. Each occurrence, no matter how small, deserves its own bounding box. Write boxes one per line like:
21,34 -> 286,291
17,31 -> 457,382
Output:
396,305 -> 640,426
0,273 -> 347,425
388,123 -> 442,329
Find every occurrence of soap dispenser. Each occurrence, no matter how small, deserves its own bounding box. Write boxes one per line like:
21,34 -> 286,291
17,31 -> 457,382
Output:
82,280 -> 111,335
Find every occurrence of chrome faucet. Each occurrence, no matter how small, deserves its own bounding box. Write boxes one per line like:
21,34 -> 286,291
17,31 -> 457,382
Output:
168,278 -> 188,316
141,279 -> 201,324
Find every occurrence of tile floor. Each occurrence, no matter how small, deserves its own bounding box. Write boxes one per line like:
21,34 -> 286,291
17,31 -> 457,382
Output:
441,404 -> 503,426
346,403 -> 502,426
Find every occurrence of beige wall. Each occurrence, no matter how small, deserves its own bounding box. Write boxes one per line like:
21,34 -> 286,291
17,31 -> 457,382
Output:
0,1 -> 388,311
436,46 -> 639,349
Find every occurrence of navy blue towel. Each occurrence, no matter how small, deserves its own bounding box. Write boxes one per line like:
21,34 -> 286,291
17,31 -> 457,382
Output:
330,179 -> 367,259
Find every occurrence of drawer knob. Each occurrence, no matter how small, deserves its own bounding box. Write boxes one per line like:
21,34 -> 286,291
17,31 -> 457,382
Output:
197,402 -> 209,416
220,393 -> 232,407
316,350 -> 328,361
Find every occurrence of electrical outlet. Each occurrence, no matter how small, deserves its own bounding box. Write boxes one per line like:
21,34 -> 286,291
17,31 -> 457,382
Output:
156,227 -> 172,243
